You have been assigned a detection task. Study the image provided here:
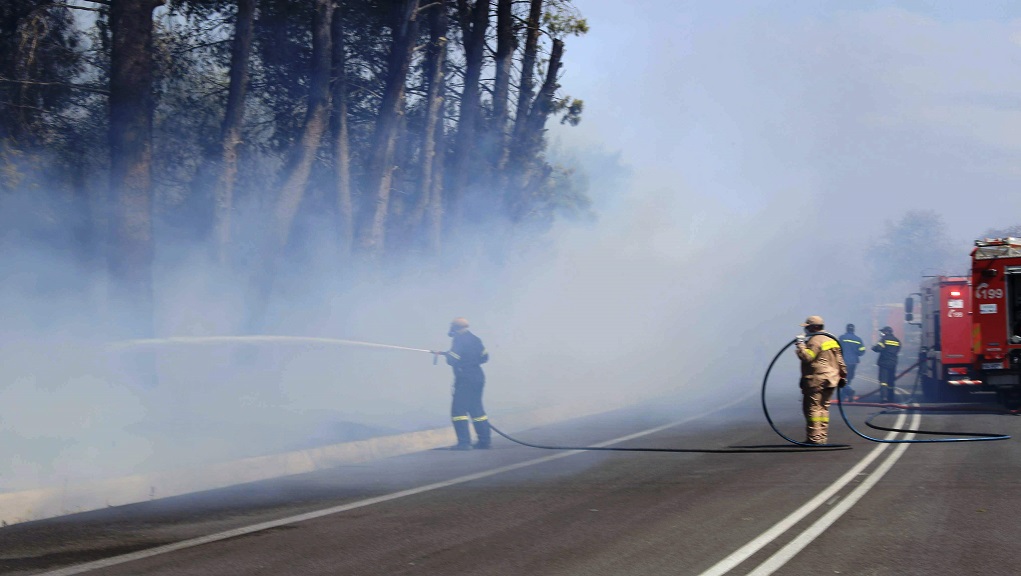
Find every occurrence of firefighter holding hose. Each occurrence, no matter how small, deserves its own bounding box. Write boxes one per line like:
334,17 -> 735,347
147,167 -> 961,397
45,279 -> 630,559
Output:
795,315 -> 848,445
432,318 -> 492,450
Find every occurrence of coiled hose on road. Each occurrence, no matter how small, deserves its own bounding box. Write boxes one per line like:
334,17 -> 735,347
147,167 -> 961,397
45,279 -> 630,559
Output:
761,332 -> 1010,445
492,331 -> 1010,453
489,335 -> 857,453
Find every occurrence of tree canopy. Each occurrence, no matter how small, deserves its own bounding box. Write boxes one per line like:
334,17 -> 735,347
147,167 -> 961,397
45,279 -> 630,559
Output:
868,210 -> 957,285
0,0 -> 592,333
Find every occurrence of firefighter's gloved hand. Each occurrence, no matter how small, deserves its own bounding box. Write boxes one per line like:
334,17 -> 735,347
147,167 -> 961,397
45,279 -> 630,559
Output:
795,335 -> 806,345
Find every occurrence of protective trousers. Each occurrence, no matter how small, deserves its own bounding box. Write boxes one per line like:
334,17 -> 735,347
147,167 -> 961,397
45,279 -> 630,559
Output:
802,385 -> 834,444
451,378 -> 490,447
844,364 -> 857,398
878,365 -> 897,402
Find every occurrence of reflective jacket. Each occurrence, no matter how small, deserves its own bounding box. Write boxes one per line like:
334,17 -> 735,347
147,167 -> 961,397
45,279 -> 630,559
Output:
838,331 -> 867,365
446,330 -> 489,383
872,334 -> 901,368
796,333 -> 848,388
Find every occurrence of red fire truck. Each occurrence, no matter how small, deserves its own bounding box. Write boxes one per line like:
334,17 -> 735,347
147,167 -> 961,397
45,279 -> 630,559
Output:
906,238 -> 1021,408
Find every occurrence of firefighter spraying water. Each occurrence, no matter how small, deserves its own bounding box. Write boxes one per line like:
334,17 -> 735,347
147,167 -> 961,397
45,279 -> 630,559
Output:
430,318 -> 492,450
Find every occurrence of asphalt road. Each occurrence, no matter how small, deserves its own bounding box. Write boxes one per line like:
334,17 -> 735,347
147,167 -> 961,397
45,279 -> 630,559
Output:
2,393 -> 1018,576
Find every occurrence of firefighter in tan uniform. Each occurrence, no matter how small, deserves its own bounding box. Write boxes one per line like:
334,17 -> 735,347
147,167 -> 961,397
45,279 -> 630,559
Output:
794,315 -> 848,444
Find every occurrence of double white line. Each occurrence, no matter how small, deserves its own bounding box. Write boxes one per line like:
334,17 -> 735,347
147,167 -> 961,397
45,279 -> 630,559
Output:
699,411 -> 919,576
40,396 -> 900,576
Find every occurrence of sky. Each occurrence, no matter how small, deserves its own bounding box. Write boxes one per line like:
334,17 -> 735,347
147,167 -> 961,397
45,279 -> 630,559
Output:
553,0 -> 1021,249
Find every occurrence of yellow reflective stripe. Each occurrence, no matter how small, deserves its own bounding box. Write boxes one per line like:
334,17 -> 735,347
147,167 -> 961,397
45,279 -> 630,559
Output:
803,349 -> 817,360
448,351 -> 461,360
452,416 -> 470,421
809,416 -> 830,422
821,340 -> 840,351
472,415 -> 488,422
843,338 -> 867,352
884,340 -> 900,346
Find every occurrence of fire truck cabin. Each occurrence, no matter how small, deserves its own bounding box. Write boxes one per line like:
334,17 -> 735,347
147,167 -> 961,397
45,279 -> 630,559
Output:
916,276 -> 974,401
971,238 -> 1021,407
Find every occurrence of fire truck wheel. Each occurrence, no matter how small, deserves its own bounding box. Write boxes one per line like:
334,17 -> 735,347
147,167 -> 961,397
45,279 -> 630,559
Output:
998,389 -> 1021,411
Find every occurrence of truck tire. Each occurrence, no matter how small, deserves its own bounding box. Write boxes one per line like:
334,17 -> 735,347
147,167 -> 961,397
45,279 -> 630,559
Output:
999,388 -> 1021,410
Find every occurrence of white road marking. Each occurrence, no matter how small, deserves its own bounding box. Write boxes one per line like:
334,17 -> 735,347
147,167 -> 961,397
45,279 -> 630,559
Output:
697,412 -> 909,576
38,395 -> 752,576
745,412 -> 919,576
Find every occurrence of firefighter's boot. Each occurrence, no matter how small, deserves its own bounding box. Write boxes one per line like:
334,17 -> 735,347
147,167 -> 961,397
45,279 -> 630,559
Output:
806,415 -> 829,444
472,416 -> 491,449
880,383 -> 891,403
451,417 -> 472,450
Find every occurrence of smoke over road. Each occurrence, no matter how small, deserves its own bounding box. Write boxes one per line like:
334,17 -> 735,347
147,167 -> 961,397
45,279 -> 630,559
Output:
6,1 -> 1021,507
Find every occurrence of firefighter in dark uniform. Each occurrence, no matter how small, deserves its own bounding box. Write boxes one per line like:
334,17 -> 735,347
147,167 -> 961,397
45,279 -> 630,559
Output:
838,323 -> 867,400
872,326 -> 901,403
432,318 -> 491,450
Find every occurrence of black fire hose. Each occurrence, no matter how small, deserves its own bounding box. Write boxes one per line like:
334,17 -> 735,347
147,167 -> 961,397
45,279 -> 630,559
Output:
488,339 -> 849,453
488,421 -> 848,453
763,332 -> 1010,445
488,332 -> 1009,453
760,333 -> 851,448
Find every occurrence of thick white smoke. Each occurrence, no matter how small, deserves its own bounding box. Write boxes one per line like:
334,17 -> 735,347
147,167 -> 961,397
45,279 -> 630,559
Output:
6,1 -> 1021,503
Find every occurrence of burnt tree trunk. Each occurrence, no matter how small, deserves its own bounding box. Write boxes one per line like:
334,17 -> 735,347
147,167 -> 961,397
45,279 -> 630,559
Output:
272,0 -> 333,251
409,0 -> 448,255
490,0 -> 514,168
246,0 -> 332,333
510,0 -> 542,149
211,0 -> 255,264
107,0 -> 165,337
330,2 -> 353,257
524,39 -> 563,141
507,37 -> 563,221
357,0 -> 420,258
447,0 -> 490,226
